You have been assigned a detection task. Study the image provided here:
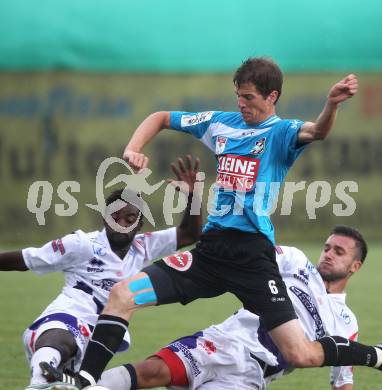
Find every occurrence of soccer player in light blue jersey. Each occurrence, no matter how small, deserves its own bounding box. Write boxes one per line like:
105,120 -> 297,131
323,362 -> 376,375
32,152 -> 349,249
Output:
40,59 -> 382,390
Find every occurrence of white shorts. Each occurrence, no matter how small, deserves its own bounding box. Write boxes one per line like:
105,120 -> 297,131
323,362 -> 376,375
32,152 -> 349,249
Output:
22,312 -> 92,371
23,310 -> 132,372
155,328 -> 270,390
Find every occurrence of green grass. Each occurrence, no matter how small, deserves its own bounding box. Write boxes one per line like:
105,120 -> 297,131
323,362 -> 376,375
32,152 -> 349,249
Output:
1,243 -> 381,389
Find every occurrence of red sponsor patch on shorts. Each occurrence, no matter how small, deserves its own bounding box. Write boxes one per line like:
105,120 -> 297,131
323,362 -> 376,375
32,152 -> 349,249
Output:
163,251 -> 193,271
202,340 -> 217,354
79,324 -> 90,338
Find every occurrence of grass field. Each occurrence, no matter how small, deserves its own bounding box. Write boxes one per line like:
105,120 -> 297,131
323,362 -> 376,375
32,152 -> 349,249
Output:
1,243 -> 381,389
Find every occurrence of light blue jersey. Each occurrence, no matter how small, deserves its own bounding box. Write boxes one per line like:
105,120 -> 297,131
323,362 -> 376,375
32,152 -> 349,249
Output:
170,111 -> 307,244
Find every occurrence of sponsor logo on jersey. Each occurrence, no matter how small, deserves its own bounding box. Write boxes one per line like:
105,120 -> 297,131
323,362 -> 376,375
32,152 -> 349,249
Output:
250,137 -> 266,155
181,111 -> 213,127
51,239 -> 65,255
215,135 -> 227,154
87,257 -> 105,273
291,120 -> 300,129
293,268 -> 310,285
92,245 -> 106,257
289,285 -> 325,338
216,154 -> 260,192
89,258 -> 105,267
305,260 -> 318,275
240,127 -> 271,137
340,308 -> 351,324
91,278 -> 116,291
163,251 -> 193,271
87,267 -> 104,273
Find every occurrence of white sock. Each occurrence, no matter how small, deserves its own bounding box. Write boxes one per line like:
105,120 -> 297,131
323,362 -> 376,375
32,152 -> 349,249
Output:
374,345 -> 382,368
30,347 -> 62,384
98,366 -> 132,390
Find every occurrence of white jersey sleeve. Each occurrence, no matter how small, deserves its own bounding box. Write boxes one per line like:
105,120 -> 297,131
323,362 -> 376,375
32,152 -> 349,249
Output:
22,232 -> 83,274
328,295 -> 358,388
138,227 -> 177,262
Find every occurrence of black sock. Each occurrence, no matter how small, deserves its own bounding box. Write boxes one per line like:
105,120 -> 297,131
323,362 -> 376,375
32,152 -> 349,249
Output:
318,336 -> 379,367
123,363 -> 137,390
79,314 -> 129,384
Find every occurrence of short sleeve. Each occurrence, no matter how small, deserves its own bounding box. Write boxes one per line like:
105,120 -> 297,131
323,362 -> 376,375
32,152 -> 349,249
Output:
169,111 -> 216,138
279,119 -> 308,166
141,227 -> 177,261
22,232 -> 82,274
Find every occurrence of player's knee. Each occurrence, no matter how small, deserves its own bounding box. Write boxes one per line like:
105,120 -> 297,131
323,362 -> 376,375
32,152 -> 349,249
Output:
35,329 -> 77,362
109,279 -> 134,309
109,273 -> 157,311
136,357 -> 171,386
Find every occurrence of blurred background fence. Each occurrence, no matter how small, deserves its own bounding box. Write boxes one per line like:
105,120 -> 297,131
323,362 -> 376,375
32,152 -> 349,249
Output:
0,0 -> 381,245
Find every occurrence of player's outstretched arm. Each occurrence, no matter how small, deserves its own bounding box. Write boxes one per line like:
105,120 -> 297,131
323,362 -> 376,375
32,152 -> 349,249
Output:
169,155 -> 203,248
123,111 -> 171,171
298,74 -> 358,144
0,250 -> 28,271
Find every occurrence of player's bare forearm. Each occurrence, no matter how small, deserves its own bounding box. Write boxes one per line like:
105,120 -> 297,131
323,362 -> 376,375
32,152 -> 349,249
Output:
298,74 -> 358,145
176,190 -> 203,248
298,101 -> 338,144
123,111 -> 170,170
173,156 -> 203,248
0,251 -> 28,271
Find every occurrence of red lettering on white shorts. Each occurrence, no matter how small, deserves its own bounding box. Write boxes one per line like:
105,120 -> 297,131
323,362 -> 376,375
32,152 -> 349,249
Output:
163,251 -> 193,271
216,154 -> 260,192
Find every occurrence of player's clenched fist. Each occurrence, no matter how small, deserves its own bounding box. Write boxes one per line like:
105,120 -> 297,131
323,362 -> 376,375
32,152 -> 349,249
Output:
123,150 -> 149,171
327,74 -> 358,105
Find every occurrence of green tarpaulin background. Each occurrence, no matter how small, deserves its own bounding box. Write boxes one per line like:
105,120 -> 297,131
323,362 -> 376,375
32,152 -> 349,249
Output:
0,0 -> 381,72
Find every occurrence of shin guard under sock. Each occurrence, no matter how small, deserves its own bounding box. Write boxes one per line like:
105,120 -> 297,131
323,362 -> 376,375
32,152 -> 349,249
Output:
79,314 -> 129,384
318,336 -> 381,367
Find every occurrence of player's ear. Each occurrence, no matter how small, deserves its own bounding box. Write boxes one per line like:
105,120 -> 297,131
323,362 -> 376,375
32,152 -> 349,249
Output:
267,90 -> 278,105
350,259 -> 362,274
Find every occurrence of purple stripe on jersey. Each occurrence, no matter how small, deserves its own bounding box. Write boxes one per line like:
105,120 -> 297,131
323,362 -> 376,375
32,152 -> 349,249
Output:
289,286 -> 325,338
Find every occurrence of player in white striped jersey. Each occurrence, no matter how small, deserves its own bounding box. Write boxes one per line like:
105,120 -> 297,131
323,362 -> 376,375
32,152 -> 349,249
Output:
0,156 -> 202,390
96,225 -> 366,390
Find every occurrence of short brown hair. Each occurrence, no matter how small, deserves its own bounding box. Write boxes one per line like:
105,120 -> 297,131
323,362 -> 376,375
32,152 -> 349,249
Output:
331,225 -> 368,263
233,57 -> 283,103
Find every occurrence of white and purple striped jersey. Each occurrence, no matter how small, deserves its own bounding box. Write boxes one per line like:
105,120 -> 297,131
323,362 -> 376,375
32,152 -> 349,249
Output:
169,111 -> 307,244
22,227 -> 177,328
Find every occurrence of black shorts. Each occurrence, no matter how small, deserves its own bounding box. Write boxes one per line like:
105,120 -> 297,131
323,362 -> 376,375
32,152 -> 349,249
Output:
143,229 -> 297,331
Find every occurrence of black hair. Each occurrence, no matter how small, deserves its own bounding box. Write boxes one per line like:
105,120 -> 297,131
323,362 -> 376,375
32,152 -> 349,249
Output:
105,188 -> 143,221
331,225 -> 368,263
233,57 -> 283,103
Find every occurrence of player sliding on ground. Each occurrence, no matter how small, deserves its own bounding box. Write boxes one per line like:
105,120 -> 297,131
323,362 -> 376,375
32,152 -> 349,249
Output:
44,225 -> 378,389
